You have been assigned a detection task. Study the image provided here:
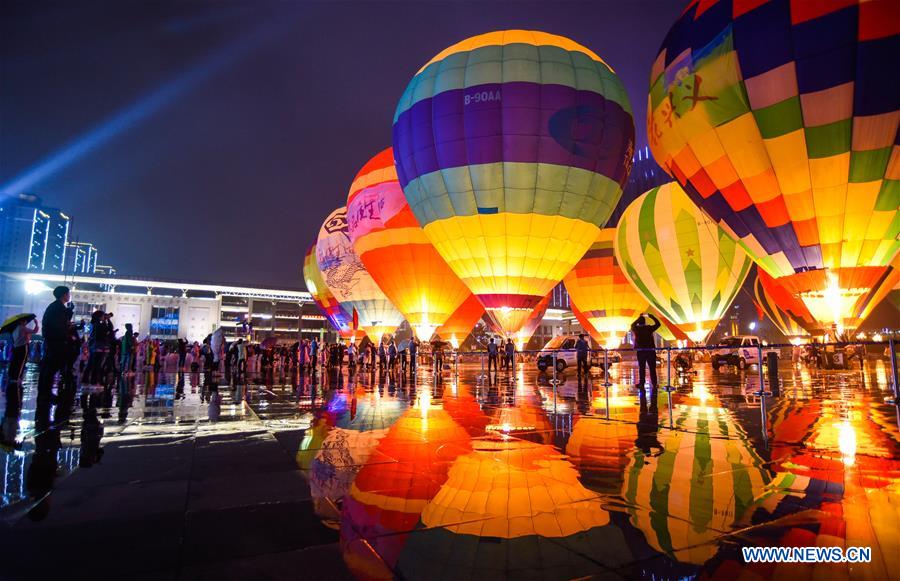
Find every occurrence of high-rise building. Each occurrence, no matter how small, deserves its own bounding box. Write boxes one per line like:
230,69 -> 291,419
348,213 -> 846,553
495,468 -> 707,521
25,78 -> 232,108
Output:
0,194 -> 70,272
65,242 -> 98,274
94,264 -> 116,276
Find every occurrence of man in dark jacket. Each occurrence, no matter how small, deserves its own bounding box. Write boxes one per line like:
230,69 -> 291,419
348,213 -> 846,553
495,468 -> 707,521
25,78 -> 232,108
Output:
38,286 -> 73,399
575,333 -> 590,378
631,313 -> 661,389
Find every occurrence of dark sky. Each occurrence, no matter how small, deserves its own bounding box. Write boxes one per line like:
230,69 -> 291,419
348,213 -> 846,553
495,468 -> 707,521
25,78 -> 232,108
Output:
0,1 -> 684,289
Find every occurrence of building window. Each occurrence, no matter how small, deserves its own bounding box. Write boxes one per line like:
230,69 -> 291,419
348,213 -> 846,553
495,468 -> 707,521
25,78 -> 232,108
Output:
150,306 -> 180,338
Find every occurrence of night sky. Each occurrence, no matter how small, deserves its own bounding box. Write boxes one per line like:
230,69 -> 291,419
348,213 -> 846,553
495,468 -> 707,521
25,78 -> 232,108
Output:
1,1 -> 684,288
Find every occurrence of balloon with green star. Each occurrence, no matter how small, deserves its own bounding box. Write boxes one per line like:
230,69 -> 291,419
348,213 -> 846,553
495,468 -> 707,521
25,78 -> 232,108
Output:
614,182 -> 752,343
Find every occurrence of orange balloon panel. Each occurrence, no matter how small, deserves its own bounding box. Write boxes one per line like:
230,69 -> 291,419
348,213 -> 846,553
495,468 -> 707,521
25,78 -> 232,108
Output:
434,293 -> 484,345
564,228 -> 649,348
347,148 -> 472,340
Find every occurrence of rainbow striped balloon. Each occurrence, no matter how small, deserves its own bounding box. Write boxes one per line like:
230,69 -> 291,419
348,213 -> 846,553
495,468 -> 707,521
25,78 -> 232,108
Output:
615,182 -> 752,343
648,0 -> 899,332
753,267 -> 819,340
302,243 -> 355,339
564,228 -> 650,348
393,30 -> 634,336
346,148 -> 473,341
316,207 -> 404,341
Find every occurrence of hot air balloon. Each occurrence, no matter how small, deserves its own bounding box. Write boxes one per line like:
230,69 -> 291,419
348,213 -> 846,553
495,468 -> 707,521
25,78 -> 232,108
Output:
753,267 -> 820,341
615,182 -> 753,343
564,229 -> 650,348
346,148 -> 473,341
647,0 -> 900,333
303,243 -> 356,339
393,30 -> 635,336
515,290 -> 552,350
316,207 -> 404,341
434,294 -> 484,348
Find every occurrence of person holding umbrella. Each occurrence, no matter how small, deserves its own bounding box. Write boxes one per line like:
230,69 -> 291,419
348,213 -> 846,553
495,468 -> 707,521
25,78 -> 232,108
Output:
1,313 -> 38,385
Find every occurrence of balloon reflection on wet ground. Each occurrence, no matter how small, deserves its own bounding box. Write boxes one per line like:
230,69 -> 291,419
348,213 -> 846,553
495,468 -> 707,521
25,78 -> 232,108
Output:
0,360 -> 897,579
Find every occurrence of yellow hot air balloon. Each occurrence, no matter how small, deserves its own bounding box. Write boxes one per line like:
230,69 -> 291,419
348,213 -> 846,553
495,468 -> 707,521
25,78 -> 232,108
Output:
346,148 -> 473,340
393,30 -> 635,336
648,0 -> 900,333
315,207 -> 404,341
615,182 -> 753,343
564,229 -> 650,349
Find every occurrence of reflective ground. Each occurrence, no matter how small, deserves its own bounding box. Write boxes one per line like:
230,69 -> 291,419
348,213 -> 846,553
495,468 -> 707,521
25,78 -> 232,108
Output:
1,357 -> 898,580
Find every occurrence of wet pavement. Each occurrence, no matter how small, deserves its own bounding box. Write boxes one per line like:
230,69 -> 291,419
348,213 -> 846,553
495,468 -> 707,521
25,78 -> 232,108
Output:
0,356 -> 898,580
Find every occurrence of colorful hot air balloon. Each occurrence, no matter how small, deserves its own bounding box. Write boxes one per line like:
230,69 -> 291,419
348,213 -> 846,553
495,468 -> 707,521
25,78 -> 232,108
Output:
434,293 -> 484,348
564,229 -> 649,348
515,290 -> 551,350
316,207 -> 404,341
648,0 -> 900,332
303,243 -> 355,339
393,30 -> 635,336
615,182 -> 753,343
346,148 -> 473,341
753,267 -> 820,341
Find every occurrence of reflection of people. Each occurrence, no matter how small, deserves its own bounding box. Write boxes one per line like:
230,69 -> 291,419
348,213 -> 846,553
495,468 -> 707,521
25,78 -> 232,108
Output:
635,388 -> 662,457
631,313 -> 660,390
79,407 -> 105,467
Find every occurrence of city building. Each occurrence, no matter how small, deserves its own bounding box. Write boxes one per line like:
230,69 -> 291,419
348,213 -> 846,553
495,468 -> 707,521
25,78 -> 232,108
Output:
0,193 -> 70,273
94,264 -> 115,276
0,270 -> 323,344
64,242 -> 98,274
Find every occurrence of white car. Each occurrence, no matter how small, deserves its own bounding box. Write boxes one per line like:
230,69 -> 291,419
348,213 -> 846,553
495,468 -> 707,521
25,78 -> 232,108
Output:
711,336 -> 778,370
536,335 -> 600,373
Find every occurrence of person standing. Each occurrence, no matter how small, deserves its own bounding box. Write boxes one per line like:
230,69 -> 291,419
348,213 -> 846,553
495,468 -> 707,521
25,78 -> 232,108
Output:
504,338 -> 515,371
388,339 -> 398,372
310,337 -> 318,372
378,341 -> 387,370
236,339 -> 247,376
408,338 -> 418,376
575,333 -> 590,378
631,313 -> 661,390
120,324 -> 135,376
177,338 -> 187,370
487,338 -> 498,373
37,286 -> 73,400
8,316 -> 39,385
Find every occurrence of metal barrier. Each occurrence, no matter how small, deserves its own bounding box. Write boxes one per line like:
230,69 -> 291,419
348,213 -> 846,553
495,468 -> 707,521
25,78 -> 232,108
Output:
429,339 -> 899,403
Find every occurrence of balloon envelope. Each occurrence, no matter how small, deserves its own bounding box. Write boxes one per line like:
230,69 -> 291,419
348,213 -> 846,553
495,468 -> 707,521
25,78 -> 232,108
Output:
615,182 -> 753,343
393,30 -> 635,336
346,147 -> 472,341
303,243 -> 355,339
564,228 -> 649,348
316,207 -> 404,340
753,267 -> 820,340
434,293 -> 484,347
647,0 -> 899,332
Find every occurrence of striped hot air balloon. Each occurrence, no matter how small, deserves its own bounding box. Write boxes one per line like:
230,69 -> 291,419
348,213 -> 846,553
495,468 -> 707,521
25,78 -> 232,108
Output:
564,229 -> 650,348
515,290 -> 552,350
346,148 -> 473,341
303,243 -> 355,339
393,30 -> 635,337
753,267 -> 819,340
615,182 -> 753,343
434,293 -> 485,348
648,0 -> 900,333
316,207 -> 404,342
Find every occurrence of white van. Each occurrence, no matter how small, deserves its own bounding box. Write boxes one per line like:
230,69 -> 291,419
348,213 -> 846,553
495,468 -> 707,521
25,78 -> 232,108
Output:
536,335 -> 599,373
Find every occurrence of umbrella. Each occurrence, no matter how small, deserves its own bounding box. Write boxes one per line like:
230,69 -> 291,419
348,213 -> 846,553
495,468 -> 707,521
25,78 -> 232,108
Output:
0,313 -> 35,335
